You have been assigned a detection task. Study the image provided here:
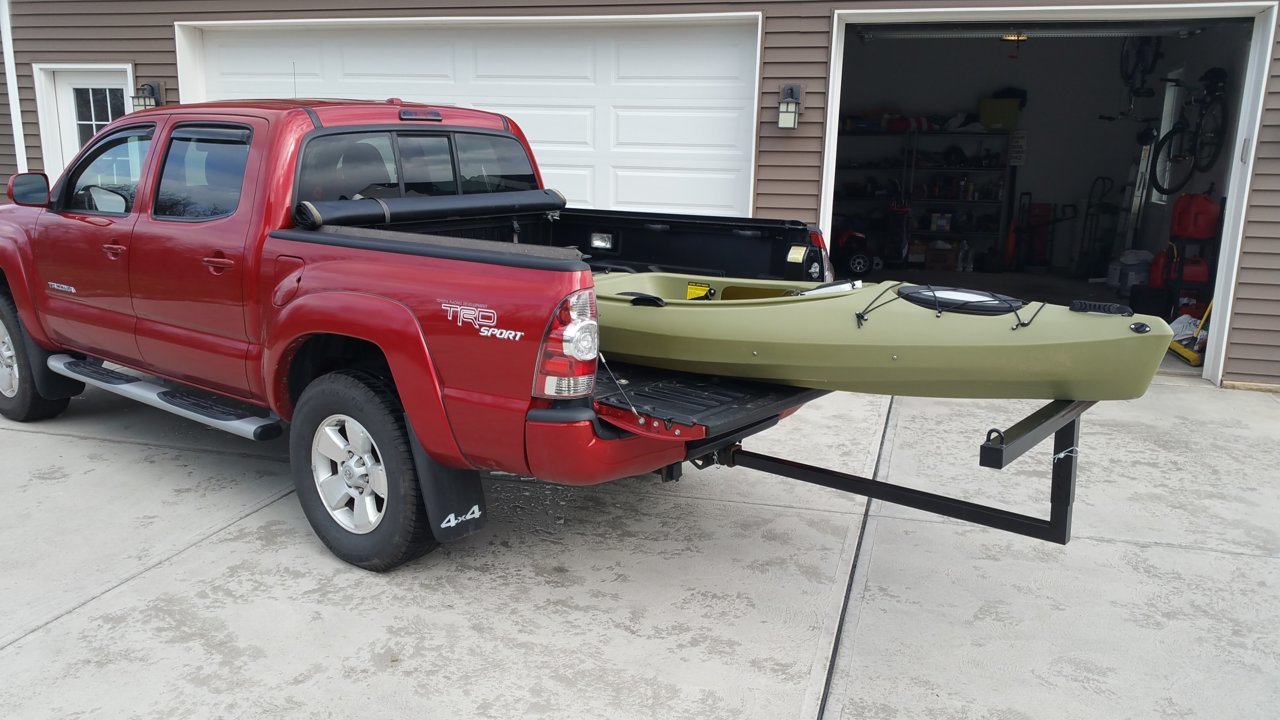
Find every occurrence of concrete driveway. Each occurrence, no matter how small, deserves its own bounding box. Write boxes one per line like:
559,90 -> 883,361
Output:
2,378 -> 1277,719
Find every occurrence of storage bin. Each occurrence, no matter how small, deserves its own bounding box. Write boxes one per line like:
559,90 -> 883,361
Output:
979,98 -> 1021,131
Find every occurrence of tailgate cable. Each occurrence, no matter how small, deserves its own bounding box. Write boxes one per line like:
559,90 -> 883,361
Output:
598,353 -> 641,419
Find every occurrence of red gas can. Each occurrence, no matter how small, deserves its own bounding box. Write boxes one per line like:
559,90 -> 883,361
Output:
1181,257 -> 1211,283
1149,248 -> 1170,289
1171,193 -> 1221,240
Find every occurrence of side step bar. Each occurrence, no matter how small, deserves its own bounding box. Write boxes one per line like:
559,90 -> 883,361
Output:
47,354 -> 283,441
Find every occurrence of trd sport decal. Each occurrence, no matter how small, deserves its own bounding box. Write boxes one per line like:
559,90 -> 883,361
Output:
441,303 -> 525,341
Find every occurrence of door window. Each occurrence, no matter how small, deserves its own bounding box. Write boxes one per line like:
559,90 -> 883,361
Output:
154,126 -> 252,220
73,87 -> 127,147
64,127 -> 154,214
399,135 -> 456,197
455,134 -> 537,194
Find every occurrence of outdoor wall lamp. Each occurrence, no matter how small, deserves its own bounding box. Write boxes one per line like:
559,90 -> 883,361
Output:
131,82 -> 163,111
777,84 -> 803,129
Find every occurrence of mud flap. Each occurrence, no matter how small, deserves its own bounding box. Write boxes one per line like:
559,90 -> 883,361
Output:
19,325 -> 84,400
405,420 -> 488,543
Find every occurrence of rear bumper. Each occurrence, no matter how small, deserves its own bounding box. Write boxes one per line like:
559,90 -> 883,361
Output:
525,408 -> 685,486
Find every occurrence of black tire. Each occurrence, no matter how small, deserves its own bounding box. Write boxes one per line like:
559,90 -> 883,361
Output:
1150,126 -> 1196,196
0,292 -> 71,422
1120,38 -> 1162,87
847,252 -> 872,277
1193,95 -> 1229,173
289,369 -> 438,571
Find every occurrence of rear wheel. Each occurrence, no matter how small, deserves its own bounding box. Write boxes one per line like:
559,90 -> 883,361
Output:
1151,125 -> 1196,196
0,293 -> 71,422
290,370 -> 437,571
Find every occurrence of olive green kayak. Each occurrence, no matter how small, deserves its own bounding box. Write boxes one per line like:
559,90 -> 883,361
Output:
593,273 -> 1174,401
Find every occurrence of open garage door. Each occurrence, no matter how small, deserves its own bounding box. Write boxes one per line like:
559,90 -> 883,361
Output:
186,19 -> 760,216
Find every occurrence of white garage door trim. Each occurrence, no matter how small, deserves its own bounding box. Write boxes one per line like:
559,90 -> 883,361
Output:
175,13 -> 763,216
821,1 -> 1278,387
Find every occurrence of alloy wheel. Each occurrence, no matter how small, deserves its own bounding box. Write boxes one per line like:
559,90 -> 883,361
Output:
0,316 -> 19,399
310,414 -> 389,534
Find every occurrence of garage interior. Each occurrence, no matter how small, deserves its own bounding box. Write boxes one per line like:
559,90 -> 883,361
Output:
829,19 -> 1253,372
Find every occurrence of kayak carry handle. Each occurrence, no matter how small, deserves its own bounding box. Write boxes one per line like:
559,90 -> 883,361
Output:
618,291 -> 666,307
1069,300 -> 1134,317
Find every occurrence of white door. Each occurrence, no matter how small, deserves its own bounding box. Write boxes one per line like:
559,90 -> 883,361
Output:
194,20 -> 759,216
47,70 -> 131,178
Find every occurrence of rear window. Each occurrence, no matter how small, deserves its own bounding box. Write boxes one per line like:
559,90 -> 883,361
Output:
298,132 -> 398,202
400,135 -> 456,197
455,134 -> 537,194
296,131 -> 535,203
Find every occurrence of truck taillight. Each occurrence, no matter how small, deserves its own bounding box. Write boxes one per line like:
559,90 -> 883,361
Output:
534,289 -> 598,398
808,228 -> 828,253
809,228 -> 835,283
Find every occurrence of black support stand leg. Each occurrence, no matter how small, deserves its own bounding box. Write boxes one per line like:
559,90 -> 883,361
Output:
1048,418 -> 1081,544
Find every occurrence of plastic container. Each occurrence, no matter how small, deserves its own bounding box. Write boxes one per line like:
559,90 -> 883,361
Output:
1181,257 -> 1211,283
1107,259 -> 1123,288
1119,263 -> 1150,297
1172,193 -> 1221,240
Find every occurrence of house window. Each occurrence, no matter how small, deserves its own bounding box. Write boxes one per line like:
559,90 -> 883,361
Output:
73,87 -> 126,147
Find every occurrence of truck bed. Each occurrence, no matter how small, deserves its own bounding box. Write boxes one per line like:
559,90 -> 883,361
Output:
293,191 -> 824,281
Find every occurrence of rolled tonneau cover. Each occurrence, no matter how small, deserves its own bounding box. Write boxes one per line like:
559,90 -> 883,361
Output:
295,189 -> 567,229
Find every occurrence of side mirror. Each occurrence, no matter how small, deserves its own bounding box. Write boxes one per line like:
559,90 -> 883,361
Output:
7,173 -> 50,207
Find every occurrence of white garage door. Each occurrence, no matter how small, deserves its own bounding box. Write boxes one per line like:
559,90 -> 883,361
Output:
194,20 -> 759,216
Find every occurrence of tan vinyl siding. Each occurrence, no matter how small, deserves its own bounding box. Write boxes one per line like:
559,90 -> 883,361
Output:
7,0 -> 1280,383
0,31 -> 15,188
1225,39 -> 1280,383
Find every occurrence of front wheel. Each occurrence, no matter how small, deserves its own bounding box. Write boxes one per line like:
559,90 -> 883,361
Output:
0,293 -> 71,422
1150,126 -> 1196,196
290,370 -> 438,571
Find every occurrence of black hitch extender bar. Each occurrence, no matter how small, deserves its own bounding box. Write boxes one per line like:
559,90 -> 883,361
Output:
693,399 -> 1096,545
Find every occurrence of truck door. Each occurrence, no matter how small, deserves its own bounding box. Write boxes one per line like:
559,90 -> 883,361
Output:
129,118 -> 264,397
30,123 -> 160,364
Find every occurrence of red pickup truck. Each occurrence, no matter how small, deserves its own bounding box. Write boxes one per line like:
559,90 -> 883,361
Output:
0,99 -> 829,570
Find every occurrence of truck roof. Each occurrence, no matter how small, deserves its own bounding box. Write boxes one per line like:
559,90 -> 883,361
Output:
135,97 -> 510,131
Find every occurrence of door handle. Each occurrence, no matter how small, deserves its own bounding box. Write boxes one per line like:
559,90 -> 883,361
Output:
202,255 -> 235,275
101,243 -> 126,259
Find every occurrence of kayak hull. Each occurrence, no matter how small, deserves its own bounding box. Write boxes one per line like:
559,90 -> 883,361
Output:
593,273 -> 1174,401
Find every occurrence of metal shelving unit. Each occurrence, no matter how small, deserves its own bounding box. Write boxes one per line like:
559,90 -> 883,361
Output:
834,131 -> 1015,268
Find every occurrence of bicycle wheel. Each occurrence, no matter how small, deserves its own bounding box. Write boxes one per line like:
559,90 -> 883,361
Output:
1193,95 -> 1229,173
1119,38 -> 1162,87
1151,125 -> 1196,196
1137,38 -> 1162,75
1119,38 -> 1142,86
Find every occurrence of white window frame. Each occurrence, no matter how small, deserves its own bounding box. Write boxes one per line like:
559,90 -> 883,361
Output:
31,62 -> 136,180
